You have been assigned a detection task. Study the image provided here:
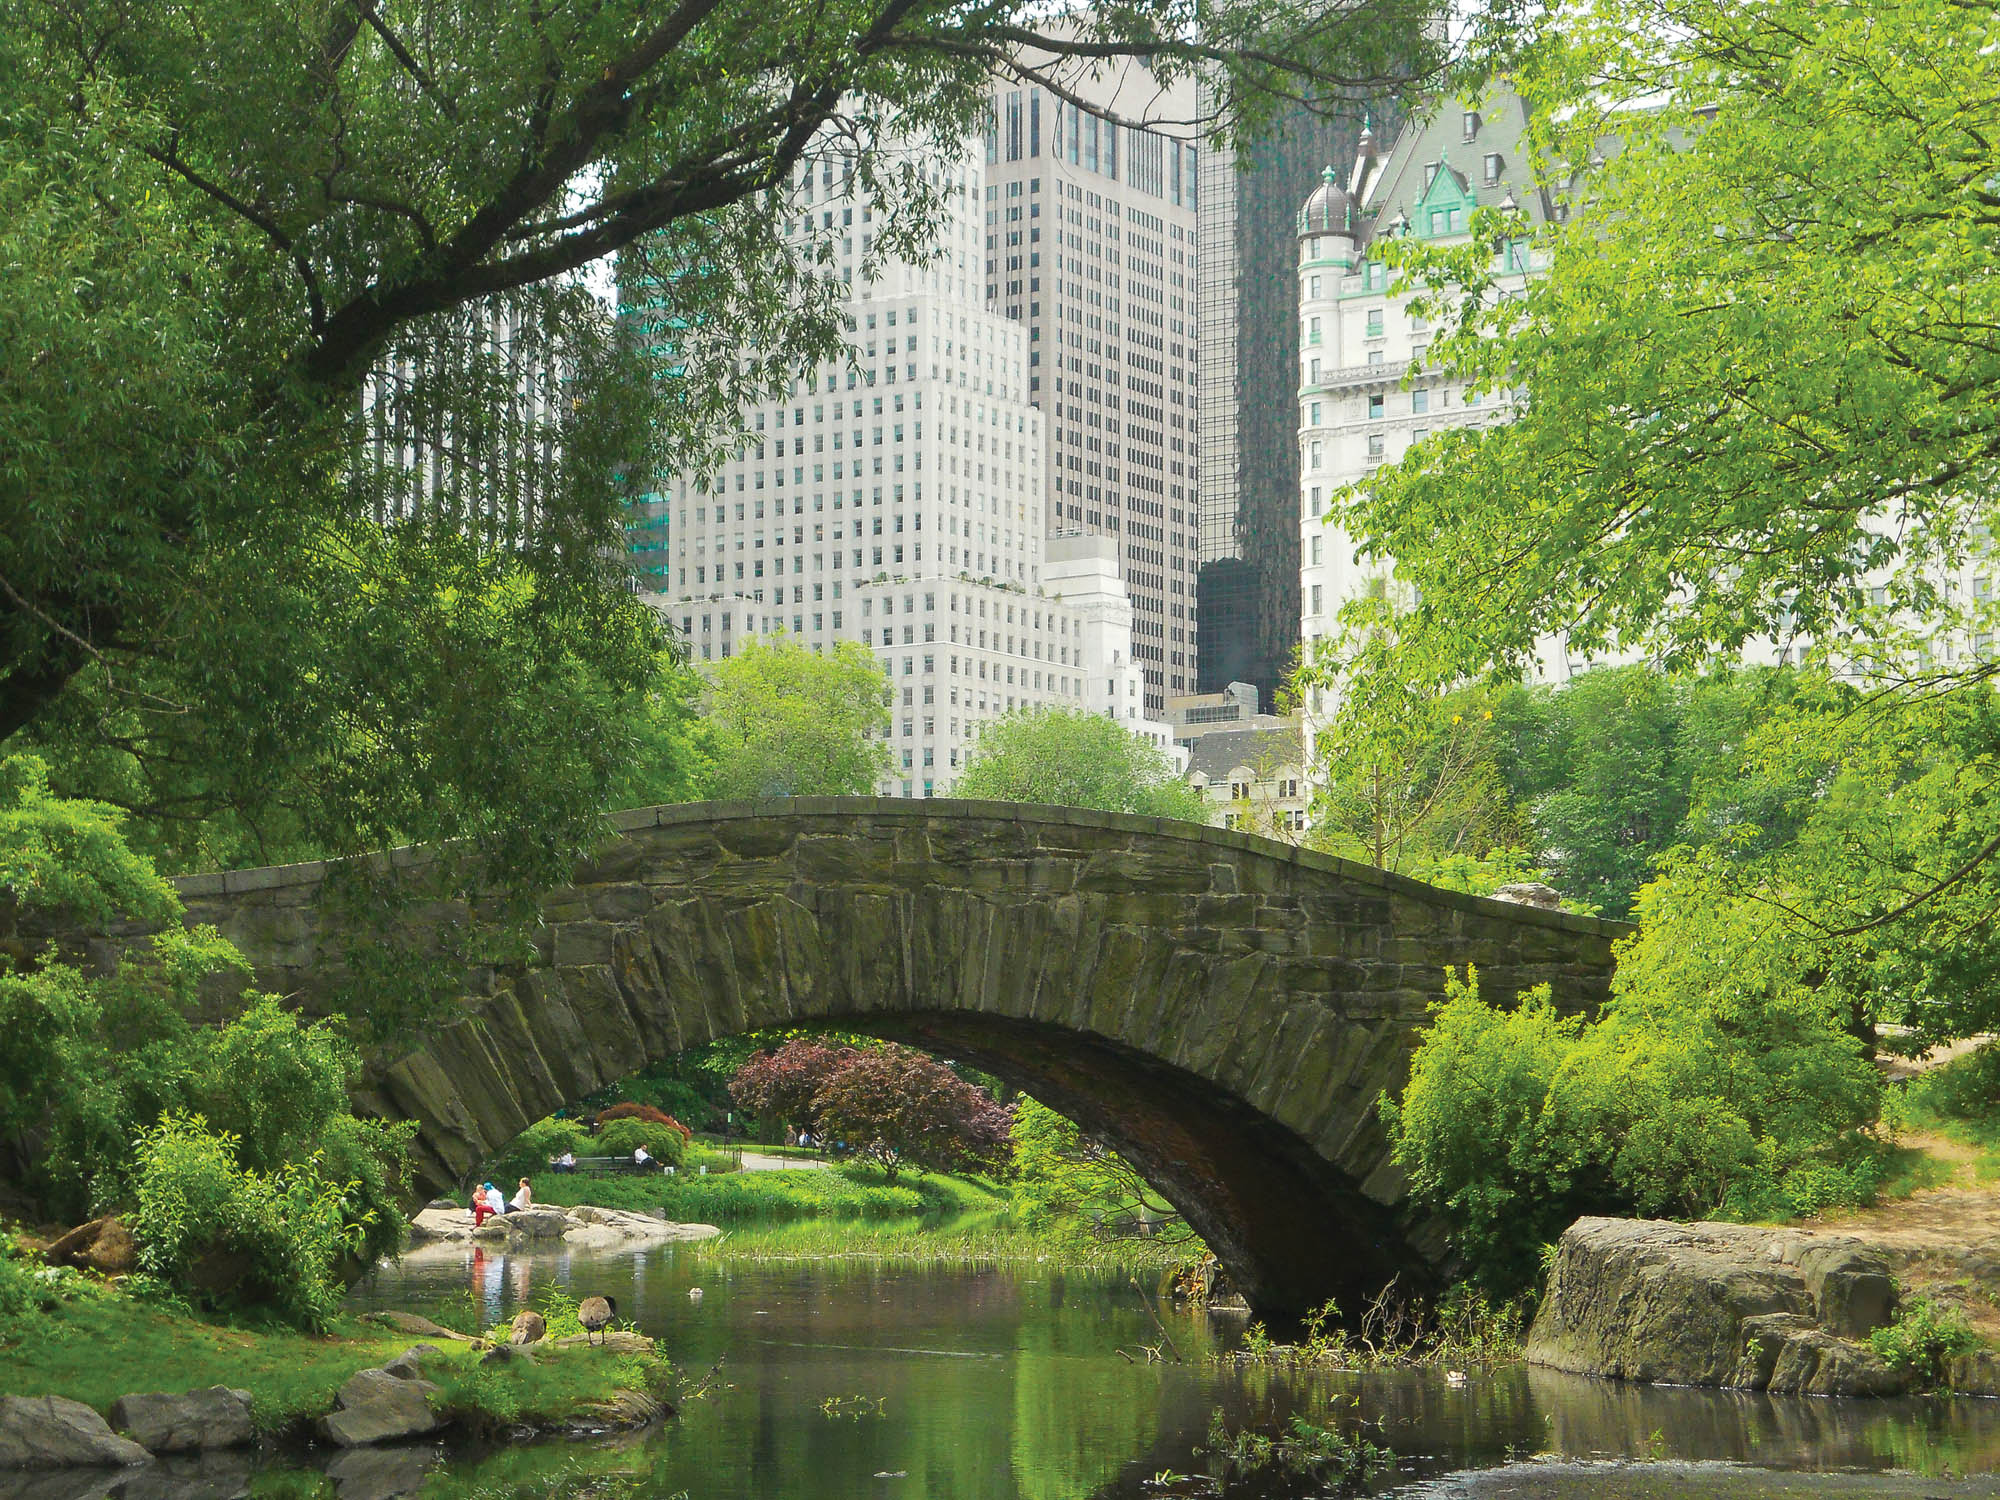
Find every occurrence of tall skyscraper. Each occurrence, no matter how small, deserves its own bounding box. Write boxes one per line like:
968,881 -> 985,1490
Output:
983,67 -> 1202,717
638,132 -> 1166,797
1195,104 -> 1377,708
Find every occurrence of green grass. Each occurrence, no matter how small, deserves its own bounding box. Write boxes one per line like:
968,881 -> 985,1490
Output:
522,1164 -> 1001,1223
652,1165 -> 1003,1221
1887,1043 -> 2000,1184
6,1296 -> 431,1428
683,1210 -> 1191,1273
4,1285 -> 673,1434
524,1172 -> 676,1215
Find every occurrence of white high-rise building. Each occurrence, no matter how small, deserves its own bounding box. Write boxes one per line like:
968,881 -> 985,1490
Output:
643,131 -> 1171,796
983,64 -> 1203,717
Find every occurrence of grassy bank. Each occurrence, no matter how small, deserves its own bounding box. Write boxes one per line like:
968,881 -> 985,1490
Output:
4,1279 -> 674,1435
683,1213 -> 1190,1273
525,1164 -> 1004,1222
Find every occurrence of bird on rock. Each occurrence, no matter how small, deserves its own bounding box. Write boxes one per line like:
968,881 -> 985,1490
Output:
578,1294 -> 618,1346
509,1309 -> 546,1345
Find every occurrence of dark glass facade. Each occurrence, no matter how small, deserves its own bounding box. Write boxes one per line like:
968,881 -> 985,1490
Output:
1194,106 -> 1384,705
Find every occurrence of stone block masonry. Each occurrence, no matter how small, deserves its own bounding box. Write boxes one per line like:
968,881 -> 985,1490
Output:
71,799 -> 1628,1322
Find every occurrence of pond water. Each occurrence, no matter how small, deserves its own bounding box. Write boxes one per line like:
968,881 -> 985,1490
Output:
325,1226 -> 2000,1499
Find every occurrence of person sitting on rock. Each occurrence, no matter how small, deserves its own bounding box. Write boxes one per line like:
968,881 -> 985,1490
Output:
471,1183 -> 497,1227
508,1177 -> 533,1213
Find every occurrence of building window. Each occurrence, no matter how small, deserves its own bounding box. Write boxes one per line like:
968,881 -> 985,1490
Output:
1412,389 -> 1429,414
1484,152 -> 1504,186
1365,309 -> 1384,337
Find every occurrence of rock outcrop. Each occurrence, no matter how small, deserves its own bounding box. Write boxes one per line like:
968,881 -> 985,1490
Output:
41,1217 -> 137,1277
317,1352 -> 443,1448
108,1389 -> 254,1454
0,1397 -> 152,1470
1527,1217 -> 1906,1396
402,1204 -> 717,1251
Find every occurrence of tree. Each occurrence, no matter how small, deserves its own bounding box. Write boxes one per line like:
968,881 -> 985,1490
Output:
1296,598 -> 1525,874
811,1045 -> 1011,1181
701,638 -> 892,797
1383,960 -> 1880,1295
1009,1097 -> 1190,1245
1487,666 -> 1795,920
2,0 -> 1498,880
0,755 -> 409,1296
728,1037 -> 1010,1178
727,1036 -> 861,1132
1331,0 -> 2000,928
955,706 -> 1206,821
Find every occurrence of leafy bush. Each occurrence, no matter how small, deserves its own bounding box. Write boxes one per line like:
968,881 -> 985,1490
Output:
489,1117 -> 591,1180
596,1117 -> 686,1164
129,1112 -> 370,1331
0,1235 -> 63,1341
1385,954 -> 1881,1295
596,1102 -> 692,1140
1870,1298 -> 1979,1388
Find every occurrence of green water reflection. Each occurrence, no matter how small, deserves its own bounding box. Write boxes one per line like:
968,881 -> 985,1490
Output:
322,1225 -> 2000,1500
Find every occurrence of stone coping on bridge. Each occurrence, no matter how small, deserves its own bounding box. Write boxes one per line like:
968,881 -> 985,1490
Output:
165,797 -> 1633,942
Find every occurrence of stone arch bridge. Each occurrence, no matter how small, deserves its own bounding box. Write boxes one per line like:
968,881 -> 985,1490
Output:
156,799 -> 1625,1320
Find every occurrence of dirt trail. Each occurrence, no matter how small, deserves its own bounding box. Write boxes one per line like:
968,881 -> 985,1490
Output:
1818,1128 -> 2000,1339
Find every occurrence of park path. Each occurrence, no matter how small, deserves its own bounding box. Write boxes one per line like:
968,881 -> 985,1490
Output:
737,1151 -> 828,1172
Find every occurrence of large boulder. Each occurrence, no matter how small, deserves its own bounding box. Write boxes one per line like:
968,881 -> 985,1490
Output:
40,1218 -> 137,1278
0,1397 -> 152,1470
1527,1217 -> 1906,1397
107,1389 -> 253,1455
471,1210 -> 570,1242
317,1363 -> 441,1449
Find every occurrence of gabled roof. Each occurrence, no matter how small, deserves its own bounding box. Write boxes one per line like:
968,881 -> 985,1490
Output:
1346,82 -> 1558,254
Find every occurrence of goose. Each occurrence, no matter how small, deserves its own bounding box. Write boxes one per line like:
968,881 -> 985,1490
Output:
578,1295 -> 618,1346
688,1287 -> 704,1302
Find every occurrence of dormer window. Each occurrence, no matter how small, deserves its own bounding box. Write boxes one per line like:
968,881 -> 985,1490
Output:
1462,111 -> 1481,141
1484,152 -> 1504,186
1422,161 -> 1439,189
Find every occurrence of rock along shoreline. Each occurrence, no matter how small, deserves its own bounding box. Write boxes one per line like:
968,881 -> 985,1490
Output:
1527,1216 -> 2000,1398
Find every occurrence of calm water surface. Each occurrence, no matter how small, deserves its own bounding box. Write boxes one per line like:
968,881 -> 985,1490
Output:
332,1231 -> 2000,1500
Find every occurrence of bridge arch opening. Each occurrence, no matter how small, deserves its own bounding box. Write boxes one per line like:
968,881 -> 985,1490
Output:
164,798 -> 1625,1322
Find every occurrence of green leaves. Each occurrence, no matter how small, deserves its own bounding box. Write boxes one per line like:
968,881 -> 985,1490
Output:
0,756 -> 178,927
1339,0 -> 2000,689
700,636 -> 892,798
954,705 -> 1206,820
1385,958 -> 1880,1293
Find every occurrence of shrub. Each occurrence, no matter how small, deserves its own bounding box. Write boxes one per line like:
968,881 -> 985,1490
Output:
1871,1298 -> 1979,1388
490,1117 -> 591,1180
1385,954 -> 1880,1295
129,1112 -> 368,1331
596,1117 -> 686,1164
597,1102 -> 692,1140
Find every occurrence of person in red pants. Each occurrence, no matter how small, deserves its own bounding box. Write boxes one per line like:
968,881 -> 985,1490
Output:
471,1183 -> 496,1228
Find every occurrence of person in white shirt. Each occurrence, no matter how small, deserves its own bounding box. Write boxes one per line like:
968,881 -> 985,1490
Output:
508,1178 -> 533,1213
